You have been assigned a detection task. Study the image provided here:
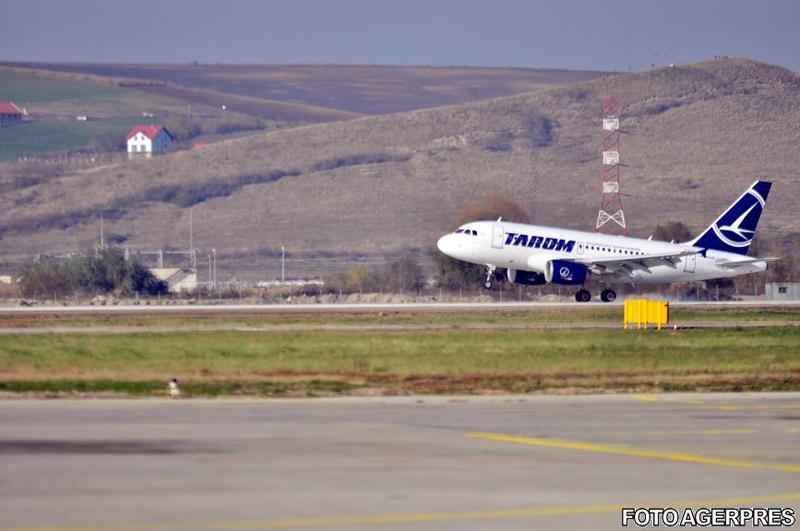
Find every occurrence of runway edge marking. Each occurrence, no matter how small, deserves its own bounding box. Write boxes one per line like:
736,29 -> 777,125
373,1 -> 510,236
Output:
468,432 -> 800,473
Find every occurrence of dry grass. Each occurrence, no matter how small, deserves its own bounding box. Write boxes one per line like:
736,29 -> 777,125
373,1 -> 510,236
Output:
0,63 -> 605,115
1,59 -> 799,279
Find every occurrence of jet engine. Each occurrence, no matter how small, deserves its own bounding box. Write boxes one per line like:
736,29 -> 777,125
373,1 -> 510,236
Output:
544,259 -> 588,285
507,269 -> 547,286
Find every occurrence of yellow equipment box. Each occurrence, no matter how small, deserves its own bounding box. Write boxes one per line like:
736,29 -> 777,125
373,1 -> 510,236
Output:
623,299 -> 669,330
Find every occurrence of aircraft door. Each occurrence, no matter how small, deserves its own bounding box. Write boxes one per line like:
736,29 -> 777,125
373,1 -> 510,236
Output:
683,254 -> 697,273
491,225 -> 504,249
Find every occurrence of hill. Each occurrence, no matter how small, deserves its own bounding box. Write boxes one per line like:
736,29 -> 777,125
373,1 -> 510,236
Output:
1,59 -> 798,280
0,62 -> 606,115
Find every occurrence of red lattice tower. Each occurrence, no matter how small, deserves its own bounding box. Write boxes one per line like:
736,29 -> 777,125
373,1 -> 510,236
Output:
596,96 -> 627,235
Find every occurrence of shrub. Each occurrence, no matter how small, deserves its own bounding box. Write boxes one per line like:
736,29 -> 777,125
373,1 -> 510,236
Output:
18,247 -> 168,297
310,153 -> 410,172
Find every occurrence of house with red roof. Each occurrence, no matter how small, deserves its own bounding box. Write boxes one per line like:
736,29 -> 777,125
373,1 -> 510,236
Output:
0,102 -> 23,126
125,124 -> 173,157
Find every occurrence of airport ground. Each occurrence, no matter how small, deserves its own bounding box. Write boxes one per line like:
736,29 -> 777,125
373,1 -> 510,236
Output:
1,394 -> 799,530
0,303 -> 799,396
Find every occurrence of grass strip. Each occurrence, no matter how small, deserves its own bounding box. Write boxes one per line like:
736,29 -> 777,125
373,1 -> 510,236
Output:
0,326 -> 799,396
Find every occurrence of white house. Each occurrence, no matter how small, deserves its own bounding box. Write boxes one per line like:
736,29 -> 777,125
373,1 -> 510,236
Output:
126,124 -> 173,157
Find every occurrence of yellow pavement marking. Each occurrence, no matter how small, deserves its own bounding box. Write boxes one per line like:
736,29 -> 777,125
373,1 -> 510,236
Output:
597,428 -> 757,437
789,427 -> 800,433
630,395 -> 800,411
641,429 -> 756,435
631,394 -> 660,402
714,404 -> 800,411
468,432 -> 800,473
631,394 -> 702,405
6,491 -> 800,530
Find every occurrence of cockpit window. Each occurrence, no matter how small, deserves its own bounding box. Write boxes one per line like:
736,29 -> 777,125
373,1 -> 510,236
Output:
471,230 -> 477,236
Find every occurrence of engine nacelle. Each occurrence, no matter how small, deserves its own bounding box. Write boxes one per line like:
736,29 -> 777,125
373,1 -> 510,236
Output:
545,260 -> 588,285
507,269 -> 547,286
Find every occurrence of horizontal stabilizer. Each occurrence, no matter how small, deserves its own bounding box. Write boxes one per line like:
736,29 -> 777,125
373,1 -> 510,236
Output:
716,257 -> 780,269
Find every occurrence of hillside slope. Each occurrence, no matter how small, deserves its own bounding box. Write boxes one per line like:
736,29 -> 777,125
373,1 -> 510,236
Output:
1,59 -> 798,279
2,63 -> 607,115
0,69 -> 270,160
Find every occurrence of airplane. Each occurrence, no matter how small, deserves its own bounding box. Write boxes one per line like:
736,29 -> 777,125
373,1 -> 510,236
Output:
436,181 -> 774,302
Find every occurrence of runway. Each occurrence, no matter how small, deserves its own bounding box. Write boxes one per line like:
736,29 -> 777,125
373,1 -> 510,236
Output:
1,393 -> 799,530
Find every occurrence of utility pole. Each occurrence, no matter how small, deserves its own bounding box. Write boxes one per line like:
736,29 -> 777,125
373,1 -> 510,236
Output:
189,209 -> 196,268
99,214 -> 105,250
189,209 -> 193,252
212,248 -> 217,290
281,246 -> 285,284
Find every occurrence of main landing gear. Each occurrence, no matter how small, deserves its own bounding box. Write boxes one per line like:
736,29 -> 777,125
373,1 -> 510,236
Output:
484,265 -> 497,289
574,288 -> 617,303
574,289 -> 591,303
600,288 -> 617,303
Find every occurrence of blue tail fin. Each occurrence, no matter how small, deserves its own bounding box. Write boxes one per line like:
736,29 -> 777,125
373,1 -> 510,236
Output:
685,181 -> 771,255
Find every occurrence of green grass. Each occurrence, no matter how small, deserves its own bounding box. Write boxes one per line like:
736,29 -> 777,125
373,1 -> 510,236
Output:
2,308 -> 799,396
0,71 -> 162,159
0,70 -> 247,159
7,307 -> 799,329
0,118 -> 144,159
0,71 -> 122,104
1,326 -> 798,378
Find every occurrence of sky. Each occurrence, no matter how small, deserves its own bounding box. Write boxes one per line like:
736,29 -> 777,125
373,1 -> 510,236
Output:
2,0 -> 799,71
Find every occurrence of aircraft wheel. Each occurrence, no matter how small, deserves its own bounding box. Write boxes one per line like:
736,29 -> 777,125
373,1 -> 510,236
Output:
575,289 -> 591,303
484,280 -> 493,289
600,289 -> 617,303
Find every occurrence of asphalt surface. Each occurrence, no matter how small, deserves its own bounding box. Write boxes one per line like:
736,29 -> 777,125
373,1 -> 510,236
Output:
1,394 -> 799,530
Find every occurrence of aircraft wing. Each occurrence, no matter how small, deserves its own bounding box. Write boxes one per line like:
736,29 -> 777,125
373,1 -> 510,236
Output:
573,250 -> 698,277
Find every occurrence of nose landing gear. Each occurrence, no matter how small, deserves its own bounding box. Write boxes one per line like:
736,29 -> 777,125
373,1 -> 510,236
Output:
484,264 -> 497,289
600,288 -> 617,303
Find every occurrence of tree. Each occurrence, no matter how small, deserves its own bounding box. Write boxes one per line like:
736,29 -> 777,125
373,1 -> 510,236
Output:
380,256 -> 424,292
651,221 -> 693,243
18,248 -> 169,298
166,115 -> 202,141
345,264 -> 380,292
451,194 -> 530,229
433,253 -> 485,289
19,259 -> 73,298
128,261 -> 169,295
436,195 -> 530,289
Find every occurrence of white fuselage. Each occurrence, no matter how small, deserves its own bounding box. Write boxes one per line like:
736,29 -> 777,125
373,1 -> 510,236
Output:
437,220 -> 767,285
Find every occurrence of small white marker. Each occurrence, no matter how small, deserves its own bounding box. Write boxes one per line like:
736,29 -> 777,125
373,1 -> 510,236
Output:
168,378 -> 180,397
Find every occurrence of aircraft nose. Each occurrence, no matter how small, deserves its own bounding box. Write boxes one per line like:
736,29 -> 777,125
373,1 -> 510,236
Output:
437,234 -> 456,256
